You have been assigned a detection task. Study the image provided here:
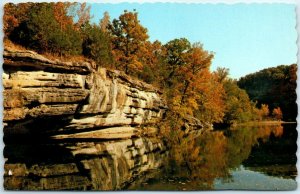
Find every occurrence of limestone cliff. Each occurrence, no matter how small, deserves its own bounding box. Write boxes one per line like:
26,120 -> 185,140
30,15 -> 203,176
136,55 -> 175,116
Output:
3,48 -> 166,137
3,48 -> 167,190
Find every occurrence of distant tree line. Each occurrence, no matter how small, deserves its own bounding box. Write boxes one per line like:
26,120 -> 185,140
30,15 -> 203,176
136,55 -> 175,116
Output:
238,64 -> 297,122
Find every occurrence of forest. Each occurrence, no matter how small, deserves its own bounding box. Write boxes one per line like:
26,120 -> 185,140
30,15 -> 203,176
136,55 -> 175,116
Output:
238,64 -> 297,122
4,2 -> 297,132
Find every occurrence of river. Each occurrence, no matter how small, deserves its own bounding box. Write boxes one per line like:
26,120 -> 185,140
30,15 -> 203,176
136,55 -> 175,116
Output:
127,123 -> 297,190
4,123 -> 297,190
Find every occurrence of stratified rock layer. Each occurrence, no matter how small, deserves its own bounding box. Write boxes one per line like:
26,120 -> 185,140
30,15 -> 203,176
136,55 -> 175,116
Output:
3,48 -> 167,190
3,48 -> 166,136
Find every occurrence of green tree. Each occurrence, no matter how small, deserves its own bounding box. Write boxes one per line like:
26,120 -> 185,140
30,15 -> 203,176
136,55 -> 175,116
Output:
10,3 -> 82,55
164,38 -> 191,66
163,38 -> 191,84
222,79 -> 254,125
81,23 -> 113,68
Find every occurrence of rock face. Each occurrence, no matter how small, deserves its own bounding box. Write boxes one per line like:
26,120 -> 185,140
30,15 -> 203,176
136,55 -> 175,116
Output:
3,48 -> 166,136
3,48 -> 167,190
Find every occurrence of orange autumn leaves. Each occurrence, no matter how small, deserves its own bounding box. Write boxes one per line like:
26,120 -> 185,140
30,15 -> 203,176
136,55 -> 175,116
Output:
107,10 -> 278,127
4,3 -> 31,37
167,42 -> 225,124
109,10 -> 149,74
4,4 -> 282,127
272,107 -> 283,121
108,12 -> 226,126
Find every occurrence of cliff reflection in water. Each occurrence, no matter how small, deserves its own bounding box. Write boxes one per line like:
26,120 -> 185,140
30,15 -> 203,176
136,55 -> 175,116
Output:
4,123 -> 296,190
129,123 -> 297,190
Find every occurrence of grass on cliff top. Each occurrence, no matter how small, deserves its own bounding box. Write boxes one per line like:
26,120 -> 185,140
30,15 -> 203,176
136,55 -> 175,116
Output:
4,39 -> 91,63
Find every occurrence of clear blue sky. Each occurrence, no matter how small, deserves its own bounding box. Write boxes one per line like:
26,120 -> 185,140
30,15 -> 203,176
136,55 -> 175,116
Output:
90,3 -> 297,79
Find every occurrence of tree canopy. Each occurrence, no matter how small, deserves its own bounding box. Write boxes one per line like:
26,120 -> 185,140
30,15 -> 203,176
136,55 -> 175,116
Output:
4,2 -> 294,130
238,64 -> 297,121
108,10 -> 149,74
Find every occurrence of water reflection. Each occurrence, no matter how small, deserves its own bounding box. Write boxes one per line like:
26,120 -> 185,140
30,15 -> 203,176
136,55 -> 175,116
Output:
129,123 -> 297,190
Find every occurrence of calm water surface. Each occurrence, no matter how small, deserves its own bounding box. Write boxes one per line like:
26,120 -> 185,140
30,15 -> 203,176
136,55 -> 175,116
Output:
128,123 -> 297,190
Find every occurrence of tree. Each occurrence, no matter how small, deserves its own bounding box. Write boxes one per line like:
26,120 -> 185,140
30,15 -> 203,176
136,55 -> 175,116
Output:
177,43 -> 213,111
272,107 -> 283,121
53,2 -> 73,31
196,74 -> 225,123
108,10 -> 149,74
4,3 -> 32,38
163,38 -> 191,84
238,64 -> 297,121
10,3 -> 82,55
53,2 -> 79,57
164,38 -> 191,67
100,11 -> 110,33
164,42 -> 223,125
81,23 -> 113,68
13,3 -> 60,51
221,79 -> 255,125
137,40 -> 164,84
214,67 -> 229,83
259,104 -> 269,120
70,2 -> 92,30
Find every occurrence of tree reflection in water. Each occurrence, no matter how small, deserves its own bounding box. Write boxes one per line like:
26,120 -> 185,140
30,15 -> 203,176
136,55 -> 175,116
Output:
161,123 -> 288,190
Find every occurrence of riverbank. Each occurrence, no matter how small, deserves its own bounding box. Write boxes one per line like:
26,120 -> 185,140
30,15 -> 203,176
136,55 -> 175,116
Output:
235,120 -> 296,127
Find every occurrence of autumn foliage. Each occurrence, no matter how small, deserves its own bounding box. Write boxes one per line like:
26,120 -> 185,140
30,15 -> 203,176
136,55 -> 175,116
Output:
108,10 -> 149,74
4,2 -> 290,129
238,64 -> 297,121
5,3 -> 296,181
272,107 -> 283,121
